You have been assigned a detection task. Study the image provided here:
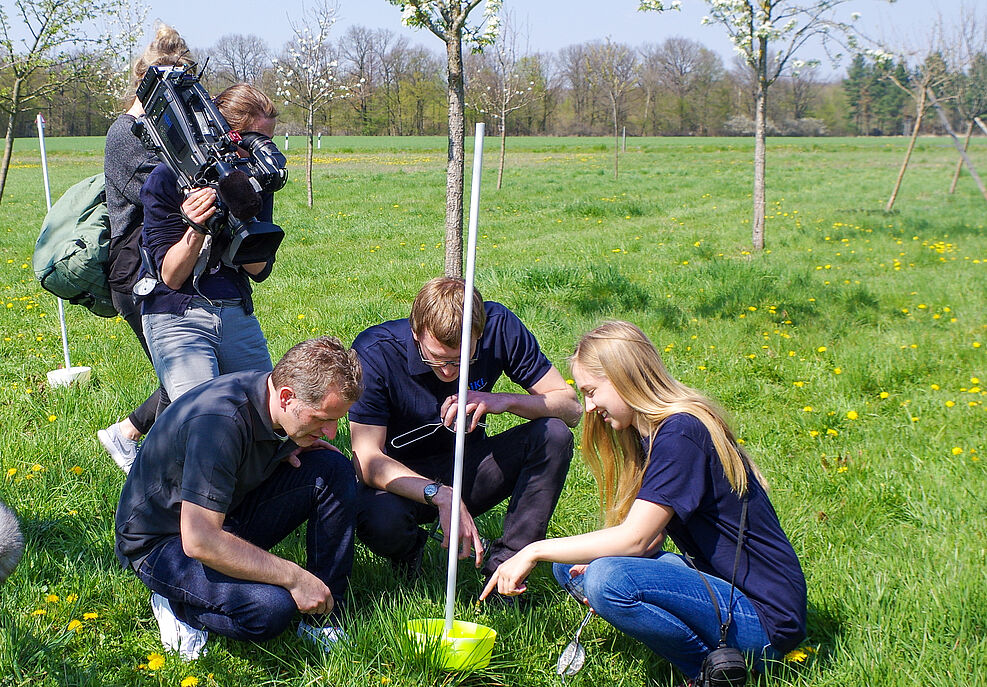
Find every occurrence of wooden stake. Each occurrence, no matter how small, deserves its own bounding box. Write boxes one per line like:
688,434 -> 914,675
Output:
927,88 -> 987,202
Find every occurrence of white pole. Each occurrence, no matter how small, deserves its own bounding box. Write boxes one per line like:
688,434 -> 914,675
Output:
284,133 -> 289,150
318,132 -> 322,150
444,122 -> 485,636
36,113 -> 72,370
622,126 -> 626,153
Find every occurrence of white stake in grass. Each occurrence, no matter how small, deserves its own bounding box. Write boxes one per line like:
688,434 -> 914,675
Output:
37,113 -> 91,388
444,122 -> 485,635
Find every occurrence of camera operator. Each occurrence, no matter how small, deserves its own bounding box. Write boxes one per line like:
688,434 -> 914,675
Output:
98,24 -> 193,474
139,84 -> 281,402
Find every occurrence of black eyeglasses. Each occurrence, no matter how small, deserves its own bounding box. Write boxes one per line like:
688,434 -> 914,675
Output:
416,339 -> 478,369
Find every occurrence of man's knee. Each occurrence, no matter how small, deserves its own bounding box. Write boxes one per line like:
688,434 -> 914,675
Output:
236,585 -> 296,641
305,449 -> 357,507
355,488 -> 421,558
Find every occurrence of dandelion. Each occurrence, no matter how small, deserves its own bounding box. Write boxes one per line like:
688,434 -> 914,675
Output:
566,379 -> 574,385
786,648 -> 809,663
846,411 -> 858,420
803,406 -> 813,412
793,381 -> 805,387
930,384 -> 940,390
817,346 -> 827,352
67,619 -> 82,632
879,391 -> 889,399
833,367 -> 842,375
945,401 -> 955,408
147,653 -> 165,670
974,342 -> 982,348
826,428 -> 838,436
48,414 -> 57,422
83,612 -> 98,620
5,468 -> 15,478
46,594 -> 59,603
952,447 -> 963,455
65,594 -> 77,603
809,430 -> 819,437
181,677 -> 199,687
837,466 -> 848,473
31,464 -> 43,472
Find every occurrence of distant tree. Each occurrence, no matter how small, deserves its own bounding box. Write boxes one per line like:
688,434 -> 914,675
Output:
585,38 -> 637,179
274,0 -> 348,207
650,36 -> 722,134
386,0 -> 502,278
340,26 -> 385,133
640,0 -> 889,251
466,12 -> 536,188
212,34 -> 270,87
0,0 -> 125,202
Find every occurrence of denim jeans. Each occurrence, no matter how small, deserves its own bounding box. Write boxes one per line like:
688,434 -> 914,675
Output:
112,288 -> 169,433
357,417 -> 573,576
135,449 -> 356,641
143,297 -> 273,402
554,552 -> 782,680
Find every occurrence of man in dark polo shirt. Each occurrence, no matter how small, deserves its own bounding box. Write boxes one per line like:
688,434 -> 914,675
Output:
349,277 -> 582,588
115,337 -> 362,660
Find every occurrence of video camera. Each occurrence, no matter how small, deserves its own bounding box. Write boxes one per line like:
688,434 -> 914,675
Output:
131,65 -> 288,266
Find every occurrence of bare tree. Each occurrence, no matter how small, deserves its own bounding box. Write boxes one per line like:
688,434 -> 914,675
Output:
0,0 -> 125,202
212,34 -> 270,87
466,12 -> 536,189
585,38 -> 637,179
387,0 -> 502,278
941,9 -> 987,194
274,0 -> 347,207
650,36 -> 721,134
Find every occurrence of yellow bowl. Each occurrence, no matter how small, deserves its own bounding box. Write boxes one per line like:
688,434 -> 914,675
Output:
406,619 -> 497,671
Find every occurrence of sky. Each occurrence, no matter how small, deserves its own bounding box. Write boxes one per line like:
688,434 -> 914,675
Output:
126,0 -> 970,78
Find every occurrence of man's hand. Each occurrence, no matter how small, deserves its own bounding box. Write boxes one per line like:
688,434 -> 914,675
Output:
440,391 -> 507,432
285,439 -> 340,468
286,565 -> 335,615
432,486 -> 484,567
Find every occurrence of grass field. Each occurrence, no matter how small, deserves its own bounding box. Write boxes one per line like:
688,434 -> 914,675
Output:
0,134 -> 985,687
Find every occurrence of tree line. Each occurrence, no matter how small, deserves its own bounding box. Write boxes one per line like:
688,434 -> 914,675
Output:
10,28 -> 984,143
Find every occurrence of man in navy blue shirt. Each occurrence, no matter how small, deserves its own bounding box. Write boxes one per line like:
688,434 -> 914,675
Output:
349,277 -> 581,586
115,337 -> 362,659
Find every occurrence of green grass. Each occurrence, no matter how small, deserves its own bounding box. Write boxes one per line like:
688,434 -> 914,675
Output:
1,134 -> 985,687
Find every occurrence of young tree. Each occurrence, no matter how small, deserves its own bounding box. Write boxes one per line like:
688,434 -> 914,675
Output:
0,0 -> 125,203
640,0 -> 887,251
585,38 -> 637,179
466,12 -> 536,189
274,0 -> 347,208
387,0 -> 501,278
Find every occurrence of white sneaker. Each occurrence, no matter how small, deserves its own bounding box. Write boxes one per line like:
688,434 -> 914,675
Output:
98,422 -> 138,474
297,620 -> 348,653
150,593 -> 208,660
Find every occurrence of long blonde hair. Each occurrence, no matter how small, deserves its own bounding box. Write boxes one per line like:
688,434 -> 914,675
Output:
572,321 -> 766,526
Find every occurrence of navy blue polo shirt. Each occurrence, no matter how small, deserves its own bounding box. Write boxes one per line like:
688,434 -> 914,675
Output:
349,301 -> 553,466
114,370 -> 296,569
637,413 -> 807,653
139,164 -> 275,315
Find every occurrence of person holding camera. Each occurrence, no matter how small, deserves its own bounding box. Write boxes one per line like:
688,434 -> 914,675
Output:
139,84 -> 280,403
97,24 -> 193,473
481,321 -> 806,685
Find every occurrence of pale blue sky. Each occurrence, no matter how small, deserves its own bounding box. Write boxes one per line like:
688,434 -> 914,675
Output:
136,0 -> 970,77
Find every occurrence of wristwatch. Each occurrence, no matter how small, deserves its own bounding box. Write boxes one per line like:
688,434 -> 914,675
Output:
423,481 -> 442,506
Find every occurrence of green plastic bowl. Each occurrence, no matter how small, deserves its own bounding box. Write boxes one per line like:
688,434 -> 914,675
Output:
406,619 -> 497,671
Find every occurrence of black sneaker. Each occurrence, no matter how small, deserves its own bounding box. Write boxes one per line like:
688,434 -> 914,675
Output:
389,527 -> 428,582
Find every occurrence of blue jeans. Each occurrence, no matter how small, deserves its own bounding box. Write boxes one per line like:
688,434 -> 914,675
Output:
554,552 -> 781,680
135,449 -> 356,641
143,297 -> 273,402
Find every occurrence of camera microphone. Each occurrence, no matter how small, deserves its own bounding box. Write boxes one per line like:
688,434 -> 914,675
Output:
218,169 -> 262,220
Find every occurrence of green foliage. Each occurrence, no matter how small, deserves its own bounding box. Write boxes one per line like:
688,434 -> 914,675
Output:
1,135 -> 986,686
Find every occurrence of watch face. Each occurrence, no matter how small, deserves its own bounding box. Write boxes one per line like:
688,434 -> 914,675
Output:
424,483 -> 440,502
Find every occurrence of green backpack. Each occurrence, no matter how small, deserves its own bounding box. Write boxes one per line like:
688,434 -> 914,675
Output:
32,174 -> 116,318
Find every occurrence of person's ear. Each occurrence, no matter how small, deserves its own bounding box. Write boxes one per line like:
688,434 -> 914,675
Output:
278,387 -> 294,410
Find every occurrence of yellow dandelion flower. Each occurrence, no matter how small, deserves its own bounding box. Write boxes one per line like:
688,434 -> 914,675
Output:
297,314 -> 305,320
147,653 -> 165,670
879,391 -> 889,399
837,466 -> 848,473
48,414 -> 57,422
793,381 -> 804,387
833,367 -> 842,375
46,594 -> 59,603
31,609 -> 47,616
31,464 -> 43,472
973,342 -> 981,348
69,465 -> 83,475
817,346 -> 826,352
826,428 -> 838,436
945,401 -> 955,408
65,594 -> 77,603
846,411 -> 858,420
930,384 -> 940,390
67,619 -> 82,632
802,406 -> 813,412
181,677 -> 199,687
809,430 -> 819,437
952,447 -> 963,455
5,468 -> 15,478
83,612 -> 98,620
785,648 -> 809,663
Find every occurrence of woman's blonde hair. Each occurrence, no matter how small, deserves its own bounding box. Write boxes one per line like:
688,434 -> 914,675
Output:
571,321 -> 766,526
213,83 -> 279,132
127,23 -> 194,105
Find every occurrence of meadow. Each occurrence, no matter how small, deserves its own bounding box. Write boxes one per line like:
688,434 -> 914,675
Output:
0,133 -> 984,687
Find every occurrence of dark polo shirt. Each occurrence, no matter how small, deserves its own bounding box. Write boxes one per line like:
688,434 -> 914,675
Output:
114,370 -> 296,569
349,301 -> 552,466
637,413 -> 807,653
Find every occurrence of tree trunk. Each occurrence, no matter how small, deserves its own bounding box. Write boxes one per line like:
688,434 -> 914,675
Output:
752,52 -> 767,252
306,107 -> 314,208
927,89 -> 987,202
612,96 -> 619,180
886,89 -> 926,213
949,120 -> 974,194
444,35 -> 466,279
497,113 -> 506,190
0,80 -> 23,204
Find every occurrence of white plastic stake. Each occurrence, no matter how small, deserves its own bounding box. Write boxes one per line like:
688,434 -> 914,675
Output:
37,113 -> 72,370
444,122 -> 485,636
318,132 -> 322,150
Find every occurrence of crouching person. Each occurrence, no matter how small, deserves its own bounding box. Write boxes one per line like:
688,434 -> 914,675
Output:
114,337 -> 362,659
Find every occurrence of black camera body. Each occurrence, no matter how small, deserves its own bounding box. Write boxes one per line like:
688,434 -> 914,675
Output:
131,65 -> 288,266
697,645 -> 747,687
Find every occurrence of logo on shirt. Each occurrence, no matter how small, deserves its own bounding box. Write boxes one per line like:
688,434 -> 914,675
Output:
469,377 -> 486,391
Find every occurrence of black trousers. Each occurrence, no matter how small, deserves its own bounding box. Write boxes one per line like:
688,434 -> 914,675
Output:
355,417 -> 574,576
111,288 -> 170,434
